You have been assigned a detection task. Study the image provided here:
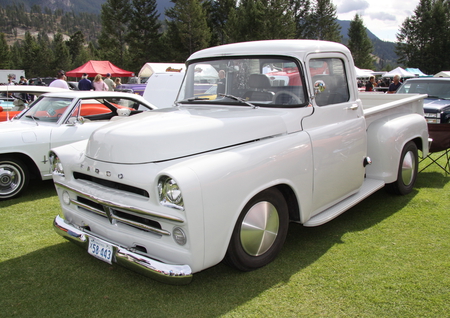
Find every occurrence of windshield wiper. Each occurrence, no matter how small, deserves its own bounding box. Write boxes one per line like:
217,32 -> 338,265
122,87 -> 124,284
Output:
25,115 -> 40,126
187,97 -> 210,101
218,93 -> 257,109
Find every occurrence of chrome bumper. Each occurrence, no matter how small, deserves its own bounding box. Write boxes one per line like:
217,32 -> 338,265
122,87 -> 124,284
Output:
53,215 -> 193,285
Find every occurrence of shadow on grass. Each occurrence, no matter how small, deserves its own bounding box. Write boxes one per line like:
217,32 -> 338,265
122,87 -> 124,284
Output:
0,186 -> 423,318
0,179 -> 56,208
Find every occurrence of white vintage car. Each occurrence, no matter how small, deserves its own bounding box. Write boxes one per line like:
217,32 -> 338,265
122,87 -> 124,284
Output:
0,85 -> 70,121
0,91 -> 156,199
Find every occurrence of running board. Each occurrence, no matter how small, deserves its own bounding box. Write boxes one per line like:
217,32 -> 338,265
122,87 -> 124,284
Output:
303,179 -> 385,227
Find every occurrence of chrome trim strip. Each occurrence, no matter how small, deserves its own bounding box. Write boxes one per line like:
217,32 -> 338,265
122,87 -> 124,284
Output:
53,215 -> 192,285
71,198 -> 171,236
55,181 -> 184,223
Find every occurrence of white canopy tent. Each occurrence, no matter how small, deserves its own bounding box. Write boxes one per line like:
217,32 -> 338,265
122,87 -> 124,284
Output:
355,67 -> 374,78
383,67 -> 416,78
434,71 -> 450,78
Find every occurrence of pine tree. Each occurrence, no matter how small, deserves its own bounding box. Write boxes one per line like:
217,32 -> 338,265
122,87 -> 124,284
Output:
348,14 -> 374,69
307,0 -> 341,42
0,32 -> 11,69
263,0 -> 296,39
21,31 -> 40,78
97,0 -> 132,67
127,0 -> 162,72
165,0 -> 212,61
35,32 -> 54,77
291,0 -> 312,39
52,33 -> 72,75
396,0 -> 450,74
225,0 -> 266,42
66,31 -> 86,65
205,0 -> 235,45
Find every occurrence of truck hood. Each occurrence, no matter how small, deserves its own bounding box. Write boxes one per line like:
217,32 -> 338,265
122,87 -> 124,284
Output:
423,98 -> 450,111
86,107 -> 288,163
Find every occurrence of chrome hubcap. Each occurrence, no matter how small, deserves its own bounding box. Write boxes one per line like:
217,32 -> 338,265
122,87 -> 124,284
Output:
0,164 -> 21,195
401,150 -> 415,186
240,201 -> 279,256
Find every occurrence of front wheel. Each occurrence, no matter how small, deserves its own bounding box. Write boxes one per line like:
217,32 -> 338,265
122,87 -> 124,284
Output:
223,188 -> 289,271
385,141 -> 418,195
0,157 -> 29,200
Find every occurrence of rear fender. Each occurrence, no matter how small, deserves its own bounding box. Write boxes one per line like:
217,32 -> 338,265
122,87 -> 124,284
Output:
365,113 -> 428,183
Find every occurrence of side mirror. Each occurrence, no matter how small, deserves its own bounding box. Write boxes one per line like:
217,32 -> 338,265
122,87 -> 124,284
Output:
66,116 -> 85,126
314,80 -> 326,95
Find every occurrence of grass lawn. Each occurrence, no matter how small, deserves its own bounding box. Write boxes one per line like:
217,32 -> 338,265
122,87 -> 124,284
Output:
0,153 -> 449,317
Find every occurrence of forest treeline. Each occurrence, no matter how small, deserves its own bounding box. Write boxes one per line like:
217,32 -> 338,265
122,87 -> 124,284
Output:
0,0 -> 449,79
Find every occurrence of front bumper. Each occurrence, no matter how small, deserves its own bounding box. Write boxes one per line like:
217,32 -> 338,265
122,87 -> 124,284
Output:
53,215 -> 193,285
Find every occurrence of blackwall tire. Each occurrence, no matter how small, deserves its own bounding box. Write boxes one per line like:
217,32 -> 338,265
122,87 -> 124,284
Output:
224,188 -> 289,271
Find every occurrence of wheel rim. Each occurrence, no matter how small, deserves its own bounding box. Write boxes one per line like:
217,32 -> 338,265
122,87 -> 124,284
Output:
0,163 -> 23,196
401,150 -> 416,186
240,201 -> 280,256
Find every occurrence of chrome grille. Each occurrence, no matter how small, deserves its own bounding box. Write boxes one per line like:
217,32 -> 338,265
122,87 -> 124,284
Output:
74,196 -> 168,236
73,172 -> 149,198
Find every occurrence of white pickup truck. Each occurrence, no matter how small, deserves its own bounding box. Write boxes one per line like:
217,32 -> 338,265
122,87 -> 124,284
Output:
51,40 -> 429,284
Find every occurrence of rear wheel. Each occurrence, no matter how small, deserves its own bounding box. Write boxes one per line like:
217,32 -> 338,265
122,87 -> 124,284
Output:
0,157 -> 29,200
385,141 -> 418,195
224,188 -> 289,271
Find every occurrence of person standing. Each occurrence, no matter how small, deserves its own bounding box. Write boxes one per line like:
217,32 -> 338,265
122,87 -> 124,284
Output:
78,73 -> 92,91
92,74 -> 109,91
387,75 -> 402,94
115,78 -> 122,87
103,73 -> 116,91
49,70 -> 70,89
217,70 -> 226,95
365,76 -> 376,92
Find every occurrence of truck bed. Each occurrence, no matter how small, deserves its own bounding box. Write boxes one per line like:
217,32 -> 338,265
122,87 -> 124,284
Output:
360,93 -> 427,127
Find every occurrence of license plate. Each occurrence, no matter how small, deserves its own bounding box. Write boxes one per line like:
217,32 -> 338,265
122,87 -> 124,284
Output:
88,237 -> 113,264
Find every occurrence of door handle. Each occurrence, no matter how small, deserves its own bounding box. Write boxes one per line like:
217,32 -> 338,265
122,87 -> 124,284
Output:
345,104 -> 359,110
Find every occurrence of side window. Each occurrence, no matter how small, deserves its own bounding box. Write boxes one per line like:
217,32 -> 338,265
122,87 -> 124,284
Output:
310,58 -> 350,106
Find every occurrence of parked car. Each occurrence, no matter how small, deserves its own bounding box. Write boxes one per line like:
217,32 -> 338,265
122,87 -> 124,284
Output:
396,77 -> 450,124
0,85 -> 70,121
0,91 -> 157,199
51,39 -> 428,284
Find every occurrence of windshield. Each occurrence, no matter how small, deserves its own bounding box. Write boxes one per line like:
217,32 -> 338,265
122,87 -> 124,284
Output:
177,57 -> 307,107
20,96 -> 73,123
397,80 -> 450,99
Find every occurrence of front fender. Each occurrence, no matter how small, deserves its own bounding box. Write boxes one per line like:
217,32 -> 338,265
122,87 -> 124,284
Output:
181,132 -> 313,270
365,113 -> 428,183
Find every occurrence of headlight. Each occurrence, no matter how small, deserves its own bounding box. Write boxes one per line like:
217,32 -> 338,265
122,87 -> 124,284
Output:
158,176 -> 184,210
49,151 -> 65,176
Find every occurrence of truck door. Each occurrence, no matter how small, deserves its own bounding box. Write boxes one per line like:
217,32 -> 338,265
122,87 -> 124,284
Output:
301,54 -> 367,216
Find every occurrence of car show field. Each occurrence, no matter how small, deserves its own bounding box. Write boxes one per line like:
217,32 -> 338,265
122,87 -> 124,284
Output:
0,154 -> 448,317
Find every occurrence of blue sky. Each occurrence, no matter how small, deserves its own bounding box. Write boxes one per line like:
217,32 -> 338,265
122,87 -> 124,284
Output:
334,0 -> 420,42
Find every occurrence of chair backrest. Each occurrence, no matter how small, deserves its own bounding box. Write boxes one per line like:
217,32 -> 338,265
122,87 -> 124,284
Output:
243,74 -> 274,102
248,74 -> 271,90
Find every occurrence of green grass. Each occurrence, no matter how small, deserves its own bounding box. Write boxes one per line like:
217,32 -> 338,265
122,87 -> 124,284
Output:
1,153 -> 449,317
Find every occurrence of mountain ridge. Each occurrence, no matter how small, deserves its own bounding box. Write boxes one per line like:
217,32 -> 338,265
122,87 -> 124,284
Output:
0,0 -> 398,68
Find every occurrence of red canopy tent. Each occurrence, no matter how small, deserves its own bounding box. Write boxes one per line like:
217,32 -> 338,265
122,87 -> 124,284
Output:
66,60 -> 134,78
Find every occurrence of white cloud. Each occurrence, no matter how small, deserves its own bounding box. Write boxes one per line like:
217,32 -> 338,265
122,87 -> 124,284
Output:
368,12 -> 396,21
336,0 -> 369,14
334,0 -> 420,42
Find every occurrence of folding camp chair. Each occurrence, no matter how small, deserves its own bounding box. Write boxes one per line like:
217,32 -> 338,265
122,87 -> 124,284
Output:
419,124 -> 450,175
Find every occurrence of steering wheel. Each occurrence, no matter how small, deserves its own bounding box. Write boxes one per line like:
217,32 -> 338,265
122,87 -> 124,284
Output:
273,91 -> 302,105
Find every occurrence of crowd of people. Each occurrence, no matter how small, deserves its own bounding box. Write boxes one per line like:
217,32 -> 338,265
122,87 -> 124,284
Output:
3,71 -> 122,92
359,74 -> 403,94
